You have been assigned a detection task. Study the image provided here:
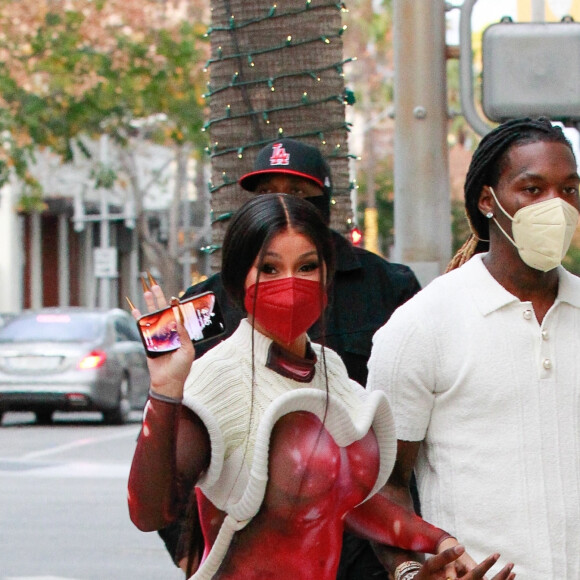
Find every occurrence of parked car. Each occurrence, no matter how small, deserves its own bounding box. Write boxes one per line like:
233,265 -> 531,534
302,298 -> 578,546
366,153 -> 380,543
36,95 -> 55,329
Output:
0,307 -> 150,425
0,313 -> 16,328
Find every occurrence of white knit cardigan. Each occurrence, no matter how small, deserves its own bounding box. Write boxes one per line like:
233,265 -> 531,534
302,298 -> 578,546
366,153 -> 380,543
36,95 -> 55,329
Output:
182,319 -> 396,580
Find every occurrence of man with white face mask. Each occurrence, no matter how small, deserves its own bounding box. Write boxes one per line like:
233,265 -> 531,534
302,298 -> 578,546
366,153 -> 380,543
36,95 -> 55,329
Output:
486,186 -> 578,272
367,117 -> 580,578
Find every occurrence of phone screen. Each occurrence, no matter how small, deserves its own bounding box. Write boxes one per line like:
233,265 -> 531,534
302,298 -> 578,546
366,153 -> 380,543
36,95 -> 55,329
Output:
137,291 -> 226,356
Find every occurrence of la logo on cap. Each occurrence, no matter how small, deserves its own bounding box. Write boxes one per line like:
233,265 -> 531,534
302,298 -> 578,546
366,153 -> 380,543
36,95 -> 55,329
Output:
269,143 -> 290,166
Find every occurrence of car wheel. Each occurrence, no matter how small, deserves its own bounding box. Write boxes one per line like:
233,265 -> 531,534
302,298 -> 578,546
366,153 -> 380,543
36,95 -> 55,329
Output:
103,376 -> 131,425
36,410 -> 54,424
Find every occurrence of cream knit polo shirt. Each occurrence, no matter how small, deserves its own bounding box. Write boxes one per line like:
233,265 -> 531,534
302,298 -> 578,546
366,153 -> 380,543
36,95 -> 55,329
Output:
368,254 -> 580,578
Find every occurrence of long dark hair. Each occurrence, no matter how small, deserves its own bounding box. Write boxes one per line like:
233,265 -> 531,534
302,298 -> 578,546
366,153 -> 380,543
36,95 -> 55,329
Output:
447,117 -> 575,271
223,193 -> 335,521
184,195 -> 336,576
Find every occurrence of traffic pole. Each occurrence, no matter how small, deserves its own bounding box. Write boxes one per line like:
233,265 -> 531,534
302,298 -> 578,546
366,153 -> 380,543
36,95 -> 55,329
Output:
391,0 -> 452,286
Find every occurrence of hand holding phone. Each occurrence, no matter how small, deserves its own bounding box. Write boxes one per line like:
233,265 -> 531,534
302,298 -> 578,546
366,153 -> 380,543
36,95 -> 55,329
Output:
137,291 -> 225,357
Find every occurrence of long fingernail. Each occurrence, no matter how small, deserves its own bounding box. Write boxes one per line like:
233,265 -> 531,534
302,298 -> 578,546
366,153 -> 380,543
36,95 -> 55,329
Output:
170,296 -> 184,324
141,276 -> 150,292
147,271 -> 158,287
125,296 -> 136,311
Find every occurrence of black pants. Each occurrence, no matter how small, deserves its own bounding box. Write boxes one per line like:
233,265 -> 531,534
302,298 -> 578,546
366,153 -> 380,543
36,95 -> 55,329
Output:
336,533 -> 390,580
337,473 -> 421,580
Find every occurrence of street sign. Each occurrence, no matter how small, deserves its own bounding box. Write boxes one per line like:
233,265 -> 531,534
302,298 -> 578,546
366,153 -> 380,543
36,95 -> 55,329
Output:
94,247 -> 118,278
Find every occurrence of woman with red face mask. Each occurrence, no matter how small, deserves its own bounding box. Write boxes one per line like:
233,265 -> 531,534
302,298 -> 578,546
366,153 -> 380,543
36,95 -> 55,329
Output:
127,194 -> 514,580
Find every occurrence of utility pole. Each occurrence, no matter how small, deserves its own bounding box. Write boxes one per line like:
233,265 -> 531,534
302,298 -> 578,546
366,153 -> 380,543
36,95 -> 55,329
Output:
97,135 -> 114,309
391,0 -> 451,286
73,197 -> 136,309
73,135 -> 136,309
97,188 -> 113,308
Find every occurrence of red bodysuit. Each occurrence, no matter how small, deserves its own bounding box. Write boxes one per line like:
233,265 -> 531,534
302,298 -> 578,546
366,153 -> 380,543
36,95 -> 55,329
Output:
128,322 -> 448,579
198,411 -> 380,578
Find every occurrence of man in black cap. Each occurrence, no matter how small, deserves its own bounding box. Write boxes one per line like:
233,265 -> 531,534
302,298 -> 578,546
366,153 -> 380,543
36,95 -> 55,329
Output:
238,138 -> 334,223
159,138 -> 421,579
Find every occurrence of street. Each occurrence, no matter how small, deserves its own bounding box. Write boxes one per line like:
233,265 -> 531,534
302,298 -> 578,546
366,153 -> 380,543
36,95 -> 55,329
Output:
0,411 -> 184,580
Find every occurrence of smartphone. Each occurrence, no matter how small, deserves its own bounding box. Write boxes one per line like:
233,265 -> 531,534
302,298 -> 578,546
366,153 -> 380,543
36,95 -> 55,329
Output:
137,291 -> 226,356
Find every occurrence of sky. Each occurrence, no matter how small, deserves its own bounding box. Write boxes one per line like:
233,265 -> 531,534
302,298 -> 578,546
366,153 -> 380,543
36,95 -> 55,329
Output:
472,0 -> 517,30
471,0 -> 518,29
446,1 -> 518,44
446,1 -> 579,42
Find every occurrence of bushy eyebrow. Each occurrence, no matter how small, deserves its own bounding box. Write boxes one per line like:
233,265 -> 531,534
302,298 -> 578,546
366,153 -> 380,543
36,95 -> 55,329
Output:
514,171 -> 580,182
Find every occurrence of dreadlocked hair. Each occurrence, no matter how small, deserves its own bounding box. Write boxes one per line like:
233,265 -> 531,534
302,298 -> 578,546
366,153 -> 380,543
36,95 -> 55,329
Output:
446,117 -> 575,272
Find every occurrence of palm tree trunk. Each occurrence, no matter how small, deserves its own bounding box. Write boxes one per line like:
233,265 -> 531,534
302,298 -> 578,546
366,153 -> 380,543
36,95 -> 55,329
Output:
206,0 -> 353,269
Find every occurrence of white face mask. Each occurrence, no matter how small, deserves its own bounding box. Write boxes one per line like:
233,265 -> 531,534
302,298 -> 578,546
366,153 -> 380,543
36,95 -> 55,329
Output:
488,187 -> 579,272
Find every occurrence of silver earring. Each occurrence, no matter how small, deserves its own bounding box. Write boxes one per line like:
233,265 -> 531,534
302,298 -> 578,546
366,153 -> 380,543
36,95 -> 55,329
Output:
486,212 -> 493,219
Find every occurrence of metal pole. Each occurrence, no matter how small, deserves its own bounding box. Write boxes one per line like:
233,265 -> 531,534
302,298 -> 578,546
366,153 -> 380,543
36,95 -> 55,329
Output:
30,212 -> 42,309
180,146 -> 192,290
392,0 -> 452,286
58,214 -> 69,306
98,191 -> 110,309
459,0 -> 494,136
130,228 -> 139,305
531,0 -> 545,21
98,135 -> 111,309
86,225 -> 96,307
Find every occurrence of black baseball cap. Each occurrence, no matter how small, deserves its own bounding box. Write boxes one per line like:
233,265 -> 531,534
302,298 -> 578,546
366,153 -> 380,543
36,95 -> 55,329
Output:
239,139 -> 332,196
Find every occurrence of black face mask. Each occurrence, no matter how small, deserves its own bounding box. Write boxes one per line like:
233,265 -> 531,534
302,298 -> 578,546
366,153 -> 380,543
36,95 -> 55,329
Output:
304,194 -> 331,225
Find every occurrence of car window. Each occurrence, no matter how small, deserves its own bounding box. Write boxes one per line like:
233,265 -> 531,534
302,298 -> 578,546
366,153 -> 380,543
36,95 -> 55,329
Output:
114,316 -> 141,343
0,313 -> 105,343
0,313 -> 16,328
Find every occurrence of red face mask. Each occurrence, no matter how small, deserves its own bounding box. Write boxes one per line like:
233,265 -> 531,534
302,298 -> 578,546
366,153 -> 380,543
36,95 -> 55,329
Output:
244,277 -> 327,345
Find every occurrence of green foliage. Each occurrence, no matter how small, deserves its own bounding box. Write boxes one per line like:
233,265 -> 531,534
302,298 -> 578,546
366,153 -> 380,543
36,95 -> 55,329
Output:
563,241 -> 580,275
0,1 -> 209,204
374,171 -> 395,254
0,106 -> 42,203
355,164 -> 395,255
451,200 -> 472,254
17,189 -> 48,213
90,163 -> 117,190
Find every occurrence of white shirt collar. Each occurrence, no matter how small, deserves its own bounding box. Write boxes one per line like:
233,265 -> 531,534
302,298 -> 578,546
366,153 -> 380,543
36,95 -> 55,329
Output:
458,253 -> 580,315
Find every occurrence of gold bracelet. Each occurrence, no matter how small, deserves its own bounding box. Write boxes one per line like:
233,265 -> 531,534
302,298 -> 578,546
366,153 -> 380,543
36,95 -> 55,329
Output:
394,560 -> 422,580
